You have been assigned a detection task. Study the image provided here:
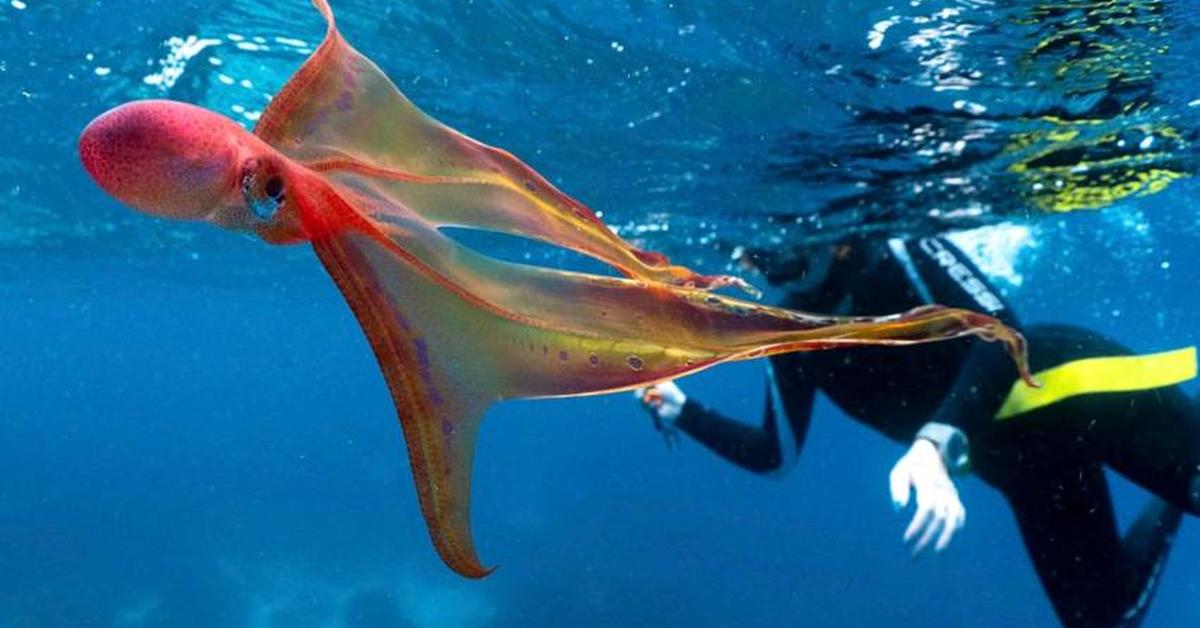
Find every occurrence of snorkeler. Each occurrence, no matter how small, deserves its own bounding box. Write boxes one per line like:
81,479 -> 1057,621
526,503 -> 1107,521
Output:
635,233 -> 1195,628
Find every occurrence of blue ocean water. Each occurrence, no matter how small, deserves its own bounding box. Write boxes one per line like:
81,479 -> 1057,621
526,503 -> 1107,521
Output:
4,0 -> 1200,626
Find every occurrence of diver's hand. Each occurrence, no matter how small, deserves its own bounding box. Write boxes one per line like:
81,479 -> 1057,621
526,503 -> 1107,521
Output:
633,381 -> 686,448
635,381 -> 686,421
889,439 -> 965,556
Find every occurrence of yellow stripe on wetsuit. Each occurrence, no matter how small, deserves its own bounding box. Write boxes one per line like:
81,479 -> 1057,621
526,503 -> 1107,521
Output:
995,347 -> 1198,420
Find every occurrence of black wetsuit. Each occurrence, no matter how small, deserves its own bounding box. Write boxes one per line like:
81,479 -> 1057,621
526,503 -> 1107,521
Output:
674,236 -> 1195,628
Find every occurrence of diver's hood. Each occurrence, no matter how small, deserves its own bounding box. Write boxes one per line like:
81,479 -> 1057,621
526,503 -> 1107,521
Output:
745,243 -> 837,294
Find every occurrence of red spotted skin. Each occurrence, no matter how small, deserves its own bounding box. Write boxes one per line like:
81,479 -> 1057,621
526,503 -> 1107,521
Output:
79,99 -> 315,242
79,100 -> 245,219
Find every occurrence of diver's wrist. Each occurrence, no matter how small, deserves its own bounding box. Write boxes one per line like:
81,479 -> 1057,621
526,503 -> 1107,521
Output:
915,422 -> 970,476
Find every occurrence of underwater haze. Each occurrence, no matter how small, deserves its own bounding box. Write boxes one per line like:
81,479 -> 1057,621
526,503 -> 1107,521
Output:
4,0 -> 1200,626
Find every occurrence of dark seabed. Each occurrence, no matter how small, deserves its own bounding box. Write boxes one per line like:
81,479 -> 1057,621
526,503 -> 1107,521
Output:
3,0 -> 1200,626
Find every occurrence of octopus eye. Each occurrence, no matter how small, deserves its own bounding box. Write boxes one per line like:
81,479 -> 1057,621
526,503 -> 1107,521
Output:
264,175 -> 284,200
241,169 -> 284,220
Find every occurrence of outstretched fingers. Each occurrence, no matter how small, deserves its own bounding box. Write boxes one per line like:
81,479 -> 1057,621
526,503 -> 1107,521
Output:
935,501 -> 966,552
890,440 -> 967,558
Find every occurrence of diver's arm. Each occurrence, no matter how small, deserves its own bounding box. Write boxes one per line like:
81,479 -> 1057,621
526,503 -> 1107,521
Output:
884,343 -> 1005,556
927,336 -> 1021,446
905,235 -> 1022,442
890,337 -> 1017,556
635,370 -> 816,474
